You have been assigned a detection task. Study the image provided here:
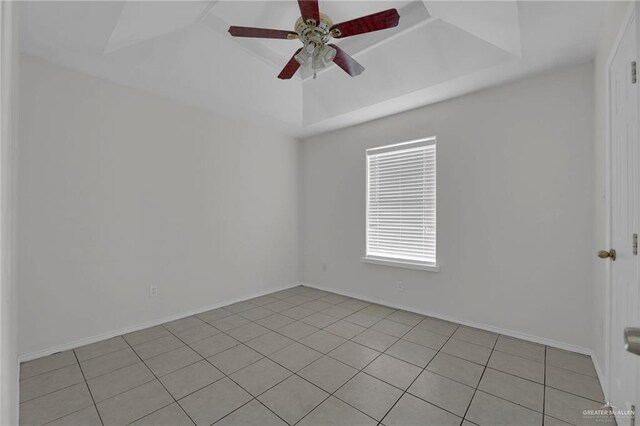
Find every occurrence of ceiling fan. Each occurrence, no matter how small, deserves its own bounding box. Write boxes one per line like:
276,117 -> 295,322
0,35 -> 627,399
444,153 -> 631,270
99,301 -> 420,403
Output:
228,0 -> 400,80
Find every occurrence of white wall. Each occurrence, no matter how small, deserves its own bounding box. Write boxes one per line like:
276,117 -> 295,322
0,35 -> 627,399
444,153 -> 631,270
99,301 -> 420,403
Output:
17,55 -> 300,357
591,1 -> 633,397
301,63 -> 595,350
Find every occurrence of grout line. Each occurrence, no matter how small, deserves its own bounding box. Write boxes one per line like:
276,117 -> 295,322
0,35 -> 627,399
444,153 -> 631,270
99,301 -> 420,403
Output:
459,334 -> 498,424
72,350 -> 105,426
543,345 -> 547,425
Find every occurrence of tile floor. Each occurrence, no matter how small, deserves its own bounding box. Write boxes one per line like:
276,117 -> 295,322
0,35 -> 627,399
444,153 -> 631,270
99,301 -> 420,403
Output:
19,286 -> 614,426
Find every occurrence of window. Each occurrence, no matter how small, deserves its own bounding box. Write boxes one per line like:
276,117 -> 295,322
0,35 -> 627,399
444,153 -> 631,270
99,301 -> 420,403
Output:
363,137 -> 438,271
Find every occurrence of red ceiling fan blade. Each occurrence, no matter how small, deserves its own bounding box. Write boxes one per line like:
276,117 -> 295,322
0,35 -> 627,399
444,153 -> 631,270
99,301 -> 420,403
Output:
329,44 -> 364,77
330,9 -> 400,38
278,48 -> 303,79
229,26 -> 297,39
298,0 -> 320,23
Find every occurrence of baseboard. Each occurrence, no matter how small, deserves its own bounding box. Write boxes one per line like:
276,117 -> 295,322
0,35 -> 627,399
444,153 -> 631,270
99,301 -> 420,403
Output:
300,282 -> 595,357
18,283 -> 300,363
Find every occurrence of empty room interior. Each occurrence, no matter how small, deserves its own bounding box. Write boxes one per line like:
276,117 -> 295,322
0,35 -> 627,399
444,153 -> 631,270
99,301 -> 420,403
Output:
2,0 -> 640,425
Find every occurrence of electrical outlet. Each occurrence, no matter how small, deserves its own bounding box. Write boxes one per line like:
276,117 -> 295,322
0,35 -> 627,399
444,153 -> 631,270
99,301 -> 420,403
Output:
322,263 -> 327,272
397,281 -> 404,292
149,286 -> 158,298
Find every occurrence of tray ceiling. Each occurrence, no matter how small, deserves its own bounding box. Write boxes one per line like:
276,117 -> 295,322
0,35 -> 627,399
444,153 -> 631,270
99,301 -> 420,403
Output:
20,1 -> 605,137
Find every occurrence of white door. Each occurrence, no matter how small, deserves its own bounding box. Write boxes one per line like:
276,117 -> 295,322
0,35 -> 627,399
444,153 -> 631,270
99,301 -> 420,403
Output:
607,6 -> 640,425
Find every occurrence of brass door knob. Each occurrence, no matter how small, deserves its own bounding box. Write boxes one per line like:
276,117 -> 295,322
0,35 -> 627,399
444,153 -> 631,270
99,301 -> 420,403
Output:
598,249 -> 616,261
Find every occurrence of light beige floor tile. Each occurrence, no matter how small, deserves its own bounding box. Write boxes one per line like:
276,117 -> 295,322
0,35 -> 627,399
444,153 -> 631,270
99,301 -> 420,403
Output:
19,383 -> 93,426
546,348 -> 597,377
416,317 -> 459,337
488,351 -> 544,384
546,365 -> 604,402
403,327 -> 448,350
452,326 -> 498,349
269,342 -> 322,372
230,357 -> 291,396
441,338 -> 492,365
334,372 -> 403,421
208,345 -> 263,375
75,337 -> 129,362
20,364 -> 84,402
299,396 -> 377,426
196,307 -> 233,323
172,323 -> 220,344
301,300 -> 333,312
209,315 -> 250,332
371,319 -> 412,338
225,301 -> 258,314
277,321 -> 319,340
124,326 -> 172,346
87,362 -> 154,402
329,340 -> 380,369
20,351 -> 77,380
478,368 -> 543,412
264,300 -> 296,313
320,294 -> 349,304
160,359 -> 223,399
255,313 -> 295,330
339,299 -> 370,310
543,415 -> 573,426
45,406 -> 102,426
299,356 -> 358,393
146,346 -> 202,377
352,329 -> 398,352
466,391 -> 542,426
247,295 -> 279,306
245,331 -> 294,356
96,380 -> 173,425
364,354 -> 422,390
544,387 -> 610,425
301,312 -> 339,328
216,400 -> 286,426
361,304 -> 396,318
258,375 -> 329,425
426,352 -> 484,387
300,330 -> 347,354
385,339 -> 437,368
344,312 -> 380,328
189,333 -> 239,358
281,306 -> 316,320
321,305 -> 358,319
408,370 -> 475,417
133,335 -> 185,360
226,323 -> 270,343
239,306 -> 274,321
386,310 -> 425,327
382,393 -> 462,426
324,320 -> 366,339
80,348 -> 140,380
284,295 -> 314,306
129,403 -> 194,426
164,316 -> 206,334
179,377 -> 252,426
494,335 -> 545,363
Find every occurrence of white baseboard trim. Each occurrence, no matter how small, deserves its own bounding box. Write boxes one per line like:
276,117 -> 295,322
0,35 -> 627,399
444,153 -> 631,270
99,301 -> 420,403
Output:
300,282 -> 595,357
18,283 -> 300,363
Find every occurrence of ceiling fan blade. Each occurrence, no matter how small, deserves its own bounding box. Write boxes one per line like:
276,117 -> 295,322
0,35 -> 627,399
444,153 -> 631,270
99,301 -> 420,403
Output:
298,0 -> 320,23
228,26 -> 297,39
329,44 -> 364,77
278,48 -> 303,79
330,9 -> 400,38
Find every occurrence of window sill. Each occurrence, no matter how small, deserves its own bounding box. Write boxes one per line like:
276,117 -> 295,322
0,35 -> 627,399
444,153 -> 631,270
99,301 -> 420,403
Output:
360,256 -> 440,272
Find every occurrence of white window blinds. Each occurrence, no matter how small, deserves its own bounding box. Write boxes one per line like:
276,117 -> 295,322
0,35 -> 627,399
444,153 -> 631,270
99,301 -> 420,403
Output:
366,138 -> 436,266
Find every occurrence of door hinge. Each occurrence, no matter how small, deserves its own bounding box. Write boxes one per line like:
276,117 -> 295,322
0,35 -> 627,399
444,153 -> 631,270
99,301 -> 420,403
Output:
634,233 -> 638,255
632,61 -> 637,84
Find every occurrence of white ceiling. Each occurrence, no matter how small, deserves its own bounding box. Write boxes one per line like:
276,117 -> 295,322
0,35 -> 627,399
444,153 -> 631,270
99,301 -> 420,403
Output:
20,1 -> 605,138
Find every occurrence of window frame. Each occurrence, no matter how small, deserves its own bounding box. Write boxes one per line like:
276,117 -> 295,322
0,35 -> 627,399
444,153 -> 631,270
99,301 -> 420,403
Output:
361,137 -> 439,272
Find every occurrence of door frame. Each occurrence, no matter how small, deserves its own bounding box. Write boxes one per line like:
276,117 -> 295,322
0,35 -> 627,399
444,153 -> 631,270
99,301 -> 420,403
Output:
604,0 -> 639,405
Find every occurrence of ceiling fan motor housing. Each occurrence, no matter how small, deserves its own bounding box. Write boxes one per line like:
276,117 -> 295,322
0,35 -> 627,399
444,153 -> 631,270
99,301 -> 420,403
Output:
294,13 -> 335,68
